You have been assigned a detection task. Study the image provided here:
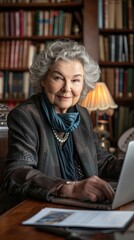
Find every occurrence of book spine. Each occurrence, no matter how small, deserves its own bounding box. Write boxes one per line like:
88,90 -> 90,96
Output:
103,0 -> 109,29
98,0 -> 103,28
108,0 -> 115,29
123,35 -> 129,62
43,10 -> 50,36
0,71 -> 4,98
118,68 -> 124,97
127,68 -> 133,97
115,0 -> 123,29
128,0 -> 134,29
122,0 -> 128,28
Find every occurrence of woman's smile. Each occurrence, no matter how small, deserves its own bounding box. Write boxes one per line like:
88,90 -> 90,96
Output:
41,60 -> 84,113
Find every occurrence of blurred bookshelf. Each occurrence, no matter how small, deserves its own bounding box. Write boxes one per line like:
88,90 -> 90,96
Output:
98,0 -> 134,143
0,0 -> 133,145
0,0 -> 93,107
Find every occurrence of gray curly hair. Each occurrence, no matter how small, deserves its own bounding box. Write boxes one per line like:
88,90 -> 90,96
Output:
29,39 -> 101,98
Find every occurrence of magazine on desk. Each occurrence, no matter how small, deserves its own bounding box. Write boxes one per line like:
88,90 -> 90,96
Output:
22,207 -> 134,230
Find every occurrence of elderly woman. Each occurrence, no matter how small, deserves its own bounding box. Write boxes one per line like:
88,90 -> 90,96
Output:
0,40 -> 122,213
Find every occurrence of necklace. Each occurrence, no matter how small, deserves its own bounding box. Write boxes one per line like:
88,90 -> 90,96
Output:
52,129 -> 70,143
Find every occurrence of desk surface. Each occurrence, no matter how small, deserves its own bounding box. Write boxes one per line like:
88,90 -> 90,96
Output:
0,200 -> 134,240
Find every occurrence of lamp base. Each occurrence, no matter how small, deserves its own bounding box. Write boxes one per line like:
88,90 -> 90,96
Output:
94,120 -> 110,151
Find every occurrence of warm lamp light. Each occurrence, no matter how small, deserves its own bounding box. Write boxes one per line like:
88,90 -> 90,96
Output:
80,82 -> 118,151
80,82 -> 117,116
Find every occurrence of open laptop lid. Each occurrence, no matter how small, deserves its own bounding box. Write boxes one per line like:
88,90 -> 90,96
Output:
51,141 -> 134,210
112,141 -> 134,209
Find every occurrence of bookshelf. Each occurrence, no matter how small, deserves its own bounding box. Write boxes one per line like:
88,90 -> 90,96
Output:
1,0 -> 96,107
0,0 -> 133,143
98,0 -> 134,143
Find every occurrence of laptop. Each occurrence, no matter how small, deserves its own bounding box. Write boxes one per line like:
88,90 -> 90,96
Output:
51,141 -> 134,210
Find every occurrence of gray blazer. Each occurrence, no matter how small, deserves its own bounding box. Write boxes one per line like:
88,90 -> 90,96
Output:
0,94 -> 122,213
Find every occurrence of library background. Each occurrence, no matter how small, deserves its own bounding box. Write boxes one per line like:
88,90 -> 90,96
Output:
0,0 -> 134,150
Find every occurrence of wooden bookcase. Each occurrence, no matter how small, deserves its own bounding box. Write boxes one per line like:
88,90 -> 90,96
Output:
0,0 -> 133,143
98,0 -> 134,142
0,0 -> 98,106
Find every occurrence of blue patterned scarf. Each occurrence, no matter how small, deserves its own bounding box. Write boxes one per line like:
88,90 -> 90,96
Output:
40,92 -> 80,180
40,92 -> 80,133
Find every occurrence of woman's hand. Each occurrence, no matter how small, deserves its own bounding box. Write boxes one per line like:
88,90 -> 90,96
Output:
60,176 -> 115,202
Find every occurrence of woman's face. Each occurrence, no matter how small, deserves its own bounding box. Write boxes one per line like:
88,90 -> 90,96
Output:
41,60 -> 84,113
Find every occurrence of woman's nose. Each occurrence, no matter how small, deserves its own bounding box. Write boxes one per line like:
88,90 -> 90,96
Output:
62,82 -> 71,92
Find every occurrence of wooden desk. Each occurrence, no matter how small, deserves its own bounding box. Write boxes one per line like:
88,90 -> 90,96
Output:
0,200 -> 134,240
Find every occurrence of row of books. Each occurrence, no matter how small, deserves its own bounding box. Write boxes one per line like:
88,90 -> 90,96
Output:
99,34 -> 134,62
98,0 -> 134,29
0,40 -> 52,69
0,10 -> 80,37
0,71 -> 32,100
101,67 -> 134,98
0,0 -> 77,3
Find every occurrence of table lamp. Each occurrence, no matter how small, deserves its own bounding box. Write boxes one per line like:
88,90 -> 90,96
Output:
80,82 -> 118,151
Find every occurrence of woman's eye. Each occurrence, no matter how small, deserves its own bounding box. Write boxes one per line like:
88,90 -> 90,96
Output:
54,76 -> 62,80
72,79 -> 80,83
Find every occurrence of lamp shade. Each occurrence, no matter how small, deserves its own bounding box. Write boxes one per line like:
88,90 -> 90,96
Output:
80,82 -> 118,116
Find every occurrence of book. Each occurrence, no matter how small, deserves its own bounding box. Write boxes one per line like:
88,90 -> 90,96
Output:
0,12 -> 4,37
28,44 -> 36,67
123,35 -> 129,62
38,11 -> 44,36
115,68 -> 119,98
14,40 -> 20,68
53,10 -> 59,36
58,10 -> 64,35
118,68 -> 124,97
22,207 -> 134,230
98,0 -> 103,28
122,0 -> 128,28
49,10 -> 54,36
127,68 -> 133,97
108,0 -> 115,29
109,35 -> 115,62
64,12 -> 72,36
14,11 -> 20,36
123,69 -> 127,97
43,10 -> 50,36
22,40 -> 30,68
0,41 -> 6,68
104,36 -> 109,61
23,72 -> 30,99
105,68 -> 115,97
103,0 -> 109,29
4,12 -> 10,37
115,0 -> 123,29
118,35 -> 123,62
20,9 -> 24,37
0,71 -> 4,98
18,40 -> 24,68
12,72 -> 24,99
34,11 -> 40,36
99,35 -> 105,61
10,11 -> 15,37
9,40 -> 15,68
128,34 -> 134,63
27,11 -> 33,36
128,0 -> 134,29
